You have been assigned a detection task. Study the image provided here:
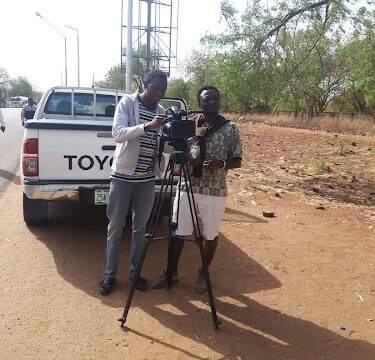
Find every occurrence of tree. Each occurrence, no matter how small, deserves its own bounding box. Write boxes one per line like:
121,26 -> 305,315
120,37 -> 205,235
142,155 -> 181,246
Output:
8,76 -> 33,97
165,78 -> 191,103
343,8 -> 375,117
96,65 -> 126,90
0,67 -> 9,87
0,67 -> 10,106
185,0 -> 375,114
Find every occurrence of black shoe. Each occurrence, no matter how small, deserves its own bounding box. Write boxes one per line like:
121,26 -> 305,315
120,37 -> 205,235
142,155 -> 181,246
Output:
130,275 -> 148,291
99,277 -> 115,295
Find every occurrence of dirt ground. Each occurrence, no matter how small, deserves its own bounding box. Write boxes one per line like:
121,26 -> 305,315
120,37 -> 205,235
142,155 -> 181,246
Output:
1,122 -> 375,360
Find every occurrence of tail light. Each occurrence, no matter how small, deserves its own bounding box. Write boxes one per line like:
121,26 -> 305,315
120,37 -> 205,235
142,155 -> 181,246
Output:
22,138 -> 39,176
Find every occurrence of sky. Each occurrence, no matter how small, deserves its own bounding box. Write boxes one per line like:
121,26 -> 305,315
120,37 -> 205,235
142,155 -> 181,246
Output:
0,0 -> 247,92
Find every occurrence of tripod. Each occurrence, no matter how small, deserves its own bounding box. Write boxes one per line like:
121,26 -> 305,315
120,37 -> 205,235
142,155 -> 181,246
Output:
118,141 -> 221,329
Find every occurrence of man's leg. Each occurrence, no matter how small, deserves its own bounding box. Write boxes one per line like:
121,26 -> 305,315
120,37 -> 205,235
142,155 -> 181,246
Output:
195,236 -> 219,293
196,195 -> 226,293
152,191 -> 192,289
100,179 -> 132,295
203,236 -> 219,268
171,236 -> 184,275
128,180 -> 155,290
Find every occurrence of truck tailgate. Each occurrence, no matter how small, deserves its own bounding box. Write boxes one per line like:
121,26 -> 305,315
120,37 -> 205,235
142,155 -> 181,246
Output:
38,127 -> 114,181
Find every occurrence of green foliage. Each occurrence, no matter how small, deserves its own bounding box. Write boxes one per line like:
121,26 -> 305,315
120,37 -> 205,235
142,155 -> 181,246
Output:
8,76 -> 33,97
182,0 -> 375,115
337,134 -> 351,155
32,90 -> 44,103
0,67 -> 10,106
312,160 -> 332,173
0,67 -> 9,87
165,78 -> 191,103
96,65 -> 126,90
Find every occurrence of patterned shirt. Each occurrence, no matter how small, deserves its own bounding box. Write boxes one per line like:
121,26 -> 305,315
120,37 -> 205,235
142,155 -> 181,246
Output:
180,121 -> 242,196
21,103 -> 37,120
111,102 -> 158,183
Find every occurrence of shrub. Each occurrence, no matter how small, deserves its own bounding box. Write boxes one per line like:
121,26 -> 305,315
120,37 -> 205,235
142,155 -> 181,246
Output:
312,160 -> 332,173
337,134 -> 350,155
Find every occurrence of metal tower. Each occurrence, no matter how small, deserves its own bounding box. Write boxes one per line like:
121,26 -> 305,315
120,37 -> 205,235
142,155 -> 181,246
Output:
121,0 -> 179,90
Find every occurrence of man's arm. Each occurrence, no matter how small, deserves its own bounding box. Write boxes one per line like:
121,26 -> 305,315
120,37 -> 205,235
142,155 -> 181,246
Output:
222,158 -> 241,170
202,158 -> 241,170
112,97 -> 165,143
0,110 -> 5,131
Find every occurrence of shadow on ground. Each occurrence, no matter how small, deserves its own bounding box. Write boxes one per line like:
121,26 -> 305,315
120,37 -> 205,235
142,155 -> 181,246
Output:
0,168 -> 20,184
27,202 -> 375,360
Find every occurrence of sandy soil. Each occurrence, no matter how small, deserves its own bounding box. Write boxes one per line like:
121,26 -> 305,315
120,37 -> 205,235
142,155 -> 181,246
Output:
1,123 -> 375,360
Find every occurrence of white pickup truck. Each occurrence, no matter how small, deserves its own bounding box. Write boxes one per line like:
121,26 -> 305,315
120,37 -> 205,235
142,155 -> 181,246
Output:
21,86 -> 186,224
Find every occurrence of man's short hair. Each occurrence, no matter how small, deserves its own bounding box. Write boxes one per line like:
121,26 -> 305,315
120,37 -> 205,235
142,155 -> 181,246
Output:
196,85 -> 220,105
145,69 -> 168,83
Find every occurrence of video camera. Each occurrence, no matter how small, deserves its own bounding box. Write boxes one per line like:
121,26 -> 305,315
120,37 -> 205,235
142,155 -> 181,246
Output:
161,108 -> 199,143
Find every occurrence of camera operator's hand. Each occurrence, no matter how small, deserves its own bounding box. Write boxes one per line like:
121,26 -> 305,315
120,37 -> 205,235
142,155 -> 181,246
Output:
203,159 -> 225,170
185,152 -> 202,167
190,157 -> 202,167
1,126 -> 5,133
144,115 -> 166,131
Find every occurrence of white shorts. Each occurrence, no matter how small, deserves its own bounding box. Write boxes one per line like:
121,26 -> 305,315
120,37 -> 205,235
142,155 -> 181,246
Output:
172,192 -> 226,240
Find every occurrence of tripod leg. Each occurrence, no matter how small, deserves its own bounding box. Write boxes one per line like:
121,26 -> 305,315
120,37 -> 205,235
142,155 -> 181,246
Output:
165,236 -> 185,289
119,154 -> 177,327
147,155 -> 175,235
197,239 -> 222,330
166,230 -> 174,289
181,162 -> 221,330
118,233 -> 152,327
166,157 -> 185,290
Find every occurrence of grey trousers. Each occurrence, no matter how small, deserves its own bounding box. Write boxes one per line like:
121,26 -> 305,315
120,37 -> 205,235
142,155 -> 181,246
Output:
104,178 -> 155,278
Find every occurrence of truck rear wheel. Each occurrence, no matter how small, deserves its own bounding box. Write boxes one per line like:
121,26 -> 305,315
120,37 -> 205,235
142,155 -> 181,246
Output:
23,193 -> 48,225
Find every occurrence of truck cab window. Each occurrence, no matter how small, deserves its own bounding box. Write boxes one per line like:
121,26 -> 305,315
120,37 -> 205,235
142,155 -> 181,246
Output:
44,92 -> 117,118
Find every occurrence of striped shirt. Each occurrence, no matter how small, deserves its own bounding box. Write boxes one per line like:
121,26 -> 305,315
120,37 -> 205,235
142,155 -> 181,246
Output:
111,101 -> 158,183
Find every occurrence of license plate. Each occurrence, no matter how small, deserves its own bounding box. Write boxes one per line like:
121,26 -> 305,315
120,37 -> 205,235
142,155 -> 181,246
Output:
95,189 -> 109,205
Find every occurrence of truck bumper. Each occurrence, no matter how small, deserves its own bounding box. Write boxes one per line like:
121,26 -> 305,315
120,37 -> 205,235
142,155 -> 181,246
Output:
23,179 -> 177,202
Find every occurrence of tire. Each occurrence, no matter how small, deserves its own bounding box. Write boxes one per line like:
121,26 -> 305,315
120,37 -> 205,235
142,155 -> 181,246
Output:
23,193 -> 48,225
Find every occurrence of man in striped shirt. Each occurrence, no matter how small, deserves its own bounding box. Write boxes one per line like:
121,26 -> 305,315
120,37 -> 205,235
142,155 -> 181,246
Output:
99,69 -> 168,295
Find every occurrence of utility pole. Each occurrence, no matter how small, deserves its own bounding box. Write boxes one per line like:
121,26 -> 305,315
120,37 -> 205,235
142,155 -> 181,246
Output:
146,0 -> 152,73
126,0 -> 133,92
65,25 -> 80,86
36,11 -> 68,86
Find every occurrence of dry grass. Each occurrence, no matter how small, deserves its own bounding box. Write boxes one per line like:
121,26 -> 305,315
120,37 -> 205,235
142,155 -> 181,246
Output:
223,112 -> 375,136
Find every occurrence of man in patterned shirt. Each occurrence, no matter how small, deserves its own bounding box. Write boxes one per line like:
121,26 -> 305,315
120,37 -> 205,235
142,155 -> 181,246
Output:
99,69 -> 168,295
152,85 -> 242,293
21,97 -> 37,126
